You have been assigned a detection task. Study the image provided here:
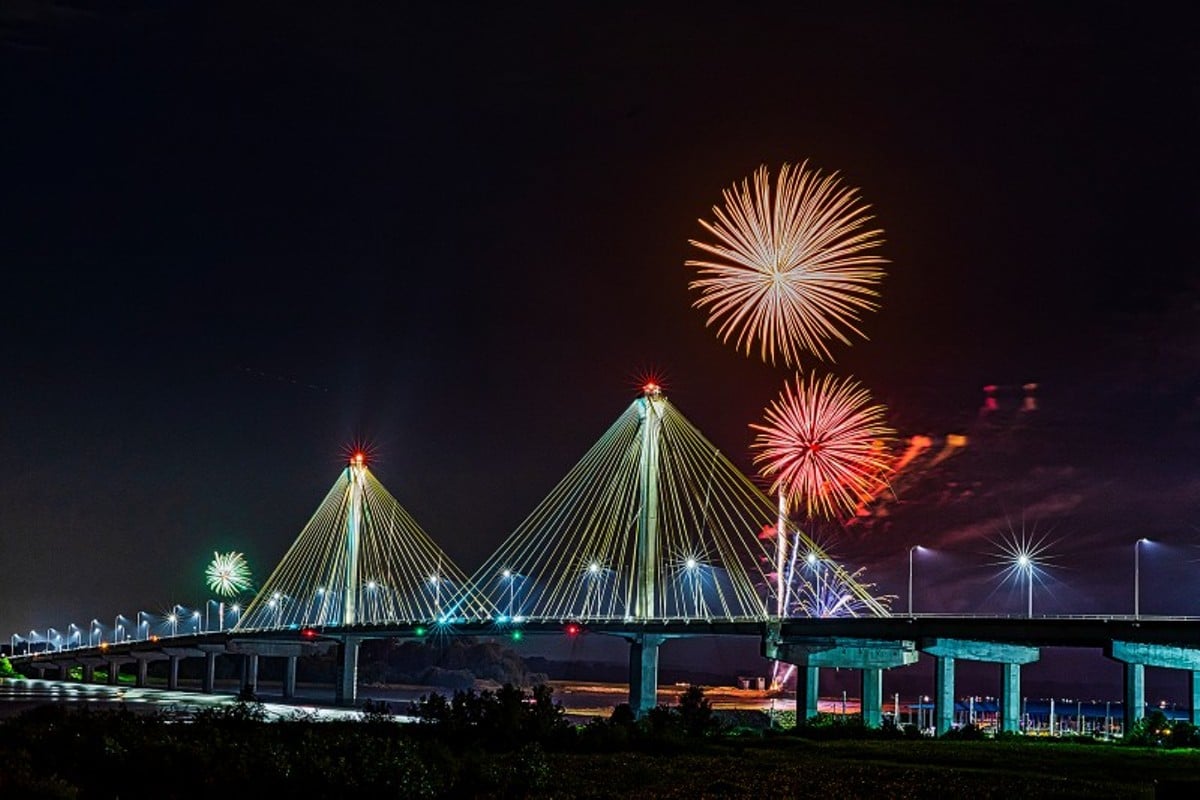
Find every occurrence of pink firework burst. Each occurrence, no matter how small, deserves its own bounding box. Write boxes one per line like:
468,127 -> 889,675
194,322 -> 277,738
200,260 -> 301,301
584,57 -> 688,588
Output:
687,162 -> 886,366
751,373 -> 894,520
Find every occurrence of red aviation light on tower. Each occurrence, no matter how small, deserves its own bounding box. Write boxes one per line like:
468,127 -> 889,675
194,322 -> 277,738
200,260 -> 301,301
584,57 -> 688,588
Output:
633,368 -> 668,398
351,452 -> 366,468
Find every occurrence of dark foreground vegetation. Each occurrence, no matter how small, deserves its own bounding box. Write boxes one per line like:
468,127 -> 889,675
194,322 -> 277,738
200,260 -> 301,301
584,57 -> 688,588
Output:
2,685 -> 1199,798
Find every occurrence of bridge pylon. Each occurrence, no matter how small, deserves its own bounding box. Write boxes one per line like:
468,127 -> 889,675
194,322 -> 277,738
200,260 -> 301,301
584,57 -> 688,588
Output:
237,452 -> 494,633
634,384 -> 664,620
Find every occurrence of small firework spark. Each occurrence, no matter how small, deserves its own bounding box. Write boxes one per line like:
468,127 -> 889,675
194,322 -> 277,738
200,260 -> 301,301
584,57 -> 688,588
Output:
205,551 -> 253,598
751,373 -> 893,519
687,162 -> 886,366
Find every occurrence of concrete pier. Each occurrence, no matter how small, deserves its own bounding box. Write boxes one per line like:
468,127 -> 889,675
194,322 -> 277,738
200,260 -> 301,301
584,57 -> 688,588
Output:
334,636 -> 362,706
628,634 -> 666,718
765,637 -> 918,727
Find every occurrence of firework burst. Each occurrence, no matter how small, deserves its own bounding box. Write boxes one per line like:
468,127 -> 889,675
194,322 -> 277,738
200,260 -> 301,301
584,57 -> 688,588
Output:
205,551 -> 253,598
687,162 -> 886,366
751,373 -> 893,520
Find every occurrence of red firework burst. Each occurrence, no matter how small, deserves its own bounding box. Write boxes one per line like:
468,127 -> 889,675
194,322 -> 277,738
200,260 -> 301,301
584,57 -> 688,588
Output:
750,373 -> 893,519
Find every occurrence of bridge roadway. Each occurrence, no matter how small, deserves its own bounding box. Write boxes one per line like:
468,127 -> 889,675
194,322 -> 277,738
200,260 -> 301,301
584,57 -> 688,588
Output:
11,614 -> 1200,736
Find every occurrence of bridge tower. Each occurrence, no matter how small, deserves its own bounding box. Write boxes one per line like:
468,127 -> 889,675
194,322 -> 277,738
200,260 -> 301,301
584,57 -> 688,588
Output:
343,453 -> 366,626
631,383 -> 666,718
634,383 -> 664,620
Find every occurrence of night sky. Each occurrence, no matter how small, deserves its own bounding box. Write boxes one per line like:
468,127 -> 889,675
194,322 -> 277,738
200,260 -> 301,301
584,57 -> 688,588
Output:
2,1 -> 1198,678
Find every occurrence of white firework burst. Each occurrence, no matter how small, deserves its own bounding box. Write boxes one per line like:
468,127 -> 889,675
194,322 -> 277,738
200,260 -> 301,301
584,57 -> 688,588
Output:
687,161 -> 886,366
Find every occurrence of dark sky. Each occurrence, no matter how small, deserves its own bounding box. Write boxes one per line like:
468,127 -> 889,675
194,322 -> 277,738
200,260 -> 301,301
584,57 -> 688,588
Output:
2,2 -> 1198,657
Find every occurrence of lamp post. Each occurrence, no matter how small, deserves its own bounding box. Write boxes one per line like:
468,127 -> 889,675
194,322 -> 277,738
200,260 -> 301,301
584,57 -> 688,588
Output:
366,581 -> 378,624
137,612 -> 149,641
91,620 -> 101,647
805,551 -> 821,615
191,610 -> 201,635
167,613 -> 178,638
230,604 -> 241,629
1134,538 -> 1149,619
1017,554 -> 1032,617
429,576 -> 441,620
907,545 -> 922,616
502,570 -> 514,619
685,558 -> 702,617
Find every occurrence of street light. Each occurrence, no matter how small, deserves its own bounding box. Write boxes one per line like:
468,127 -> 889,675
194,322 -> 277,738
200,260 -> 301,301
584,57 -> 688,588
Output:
137,612 -> 150,641
90,620 -> 101,647
167,613 -> 178,638
502,569 -> 514,619
1135,538 -> 1150,619
907,545 -> 923,616
1017,554 -> 1033,618
191,610 -> 201,635
684,557 -> 703,617
230,604 -> 241,629
366,581 -> 378,624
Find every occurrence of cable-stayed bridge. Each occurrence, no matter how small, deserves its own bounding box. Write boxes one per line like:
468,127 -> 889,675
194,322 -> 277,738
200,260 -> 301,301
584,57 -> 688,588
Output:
9,386 -> 1200,736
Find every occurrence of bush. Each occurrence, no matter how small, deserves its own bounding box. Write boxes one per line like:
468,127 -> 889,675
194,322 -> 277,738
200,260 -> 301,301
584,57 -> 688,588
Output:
408,683 -> 572,749
793,713 -> 869,740
941,723 -> 985,741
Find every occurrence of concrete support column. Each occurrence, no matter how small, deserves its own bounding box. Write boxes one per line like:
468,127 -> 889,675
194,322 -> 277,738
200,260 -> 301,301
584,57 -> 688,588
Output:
1190,671 -> 1200,727
796,665 -> 820,722
1123,662 -> 1145,733
82,664 -> 95,684
628,634 -> 666,718
136,658 -> 148,688
861,668 -> 883,727
999,662 -> 1022,733
334,637 -> 361,707
243,654 -> 259,695
933,655 -> 955,736
284,655 -> 298,699
167,656 -> 180,690
107,661 -> 119,686
33,666 -> 45,679
203,650 -> 217,693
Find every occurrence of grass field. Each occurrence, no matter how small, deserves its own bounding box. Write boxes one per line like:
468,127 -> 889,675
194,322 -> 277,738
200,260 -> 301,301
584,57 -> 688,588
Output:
549,738 -> 1200,798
